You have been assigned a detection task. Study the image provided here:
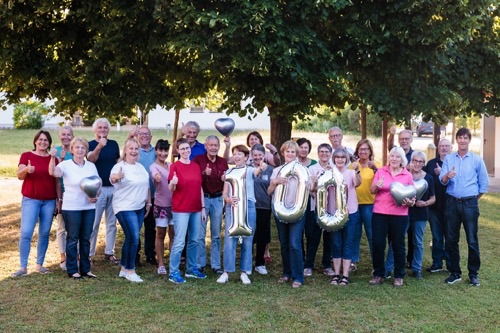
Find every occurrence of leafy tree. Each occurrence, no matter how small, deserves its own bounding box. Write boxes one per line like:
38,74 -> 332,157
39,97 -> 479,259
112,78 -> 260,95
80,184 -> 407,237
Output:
13,100 -> 46,129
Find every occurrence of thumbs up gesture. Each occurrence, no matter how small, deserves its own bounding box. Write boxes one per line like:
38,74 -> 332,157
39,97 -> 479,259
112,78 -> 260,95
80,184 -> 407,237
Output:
171,172 -> 178,185
49,148 -> 58,157
434,163 -> 442,176
98,135 -> 107,148
117,167 -> 125,181
376,176 -> 385,188
205,165 -> 212,176
26,160 -> 34,174
447,166 -> 456,179
153,171 -> 161,183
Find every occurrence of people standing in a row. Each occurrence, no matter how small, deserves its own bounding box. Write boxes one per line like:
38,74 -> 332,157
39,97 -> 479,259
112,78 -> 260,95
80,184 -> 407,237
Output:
440,128 -> 488,287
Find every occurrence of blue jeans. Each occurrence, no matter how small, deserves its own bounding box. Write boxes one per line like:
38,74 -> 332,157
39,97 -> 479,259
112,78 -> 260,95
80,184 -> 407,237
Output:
275,214 -> 306,284
303,209 -> 331,269
116,209 -> 144,270
352,204 -> 374,263
330,212 -> 359,260
428,209 -> 450,269
19,197 -> 56,268
62,209 -> 95,275
169,211 -> 202,275
197,196 -> 224,270
372,213 -> 409,279
445,196 -> 480,278
223,201 -> 256,272
410,220 -> 427,272
89,186 -> 117,256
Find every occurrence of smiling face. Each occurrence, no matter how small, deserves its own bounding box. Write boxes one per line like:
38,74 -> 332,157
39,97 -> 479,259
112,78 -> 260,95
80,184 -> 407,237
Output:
333,153 -> 348,169
232,149 -> 248,167
252,150 -> 265,166
357,144 -> 371,161
205,138 -> 220,158
317,148 -> 332,163
398,131 -> 413,152
35,133 -> 50,153
178,142 -> 191,160
298,142 -> 310,159
94,121 -> 110,139
71,140 -> 88,160
438,139 -> 451,158
283,148 -> 297,163
124,140 -> 140,163
411,156 -> 425,172
389,152 -> 403,168
59,128 -> 74,147
185,126 -> 199,145
156,148 -> 169,164
248,134 -> 261,147
328,129 -> 343,148
456,135 -> 470,153
138,128 -> 152,148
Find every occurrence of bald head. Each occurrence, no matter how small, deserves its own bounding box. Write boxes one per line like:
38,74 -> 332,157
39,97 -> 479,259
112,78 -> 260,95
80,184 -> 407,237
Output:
437,138 -> 451,159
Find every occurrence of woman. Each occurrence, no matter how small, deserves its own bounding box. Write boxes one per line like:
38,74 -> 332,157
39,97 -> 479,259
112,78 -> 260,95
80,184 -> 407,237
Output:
349,139 -> 380,272
167,138 -> 207,284
329,148 -> 361,286
49,137 -> 99,279
409,151 -> 435,279
54,126 -> 74,271
268,140 -> 315,288
149,139 -> 173,275
369,147 -> 415,287
250,144 -> 273,275
12,130 -> 60,277
217,145 -> 263,284
110,138 -> 151,283
296,138 -> 317,167
304,144 -> 334,277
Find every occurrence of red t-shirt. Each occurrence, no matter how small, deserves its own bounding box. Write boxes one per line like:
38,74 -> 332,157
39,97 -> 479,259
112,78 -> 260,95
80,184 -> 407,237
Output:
168,161 -> 203,213
18,152 -> 58,200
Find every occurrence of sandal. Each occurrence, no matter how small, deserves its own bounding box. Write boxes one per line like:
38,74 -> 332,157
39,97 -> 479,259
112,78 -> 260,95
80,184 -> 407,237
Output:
339,276 -> 350,286
330,274 -> 341,285
11,269 -> 28,278
264,255 -> 272,263
105,254 -> 120,265
83,272 -> 97,279
277,276 -> 290,283
292,281 -> 302,288
69,273 -> 82,279
35,266 -> 52,274
157,266 -> 167,275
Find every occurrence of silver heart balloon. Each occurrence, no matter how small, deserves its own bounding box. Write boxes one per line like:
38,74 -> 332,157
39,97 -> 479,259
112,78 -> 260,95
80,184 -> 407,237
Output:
214,118 -> 235,137
80,176 -> 102,198
390,182 -> 416,206
414,178 -> 429,201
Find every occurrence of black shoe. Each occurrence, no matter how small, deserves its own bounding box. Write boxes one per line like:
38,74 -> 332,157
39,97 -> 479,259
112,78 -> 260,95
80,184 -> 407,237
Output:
469,276 -> 480,287
426,265 -> 443,273
212,268 -> 224,275
146,257 -> 158,266
412,271 -> 423,279
83,272 -> 97,279
445,273 -> 462,284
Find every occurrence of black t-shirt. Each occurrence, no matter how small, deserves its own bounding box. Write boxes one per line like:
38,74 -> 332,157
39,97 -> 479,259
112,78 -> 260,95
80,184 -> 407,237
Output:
409,172 -> 435,221
423,157 -> 447,211
88,139 -> 120,187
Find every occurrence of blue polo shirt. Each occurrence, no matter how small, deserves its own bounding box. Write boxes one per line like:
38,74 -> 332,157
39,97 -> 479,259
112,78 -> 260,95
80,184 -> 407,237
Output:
439,150 -> 489,198
190,140 -> 206,160
139,144 -> 157,196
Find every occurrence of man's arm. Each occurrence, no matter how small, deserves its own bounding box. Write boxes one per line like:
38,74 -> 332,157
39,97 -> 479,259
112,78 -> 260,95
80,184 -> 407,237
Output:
387,125 -> 396,152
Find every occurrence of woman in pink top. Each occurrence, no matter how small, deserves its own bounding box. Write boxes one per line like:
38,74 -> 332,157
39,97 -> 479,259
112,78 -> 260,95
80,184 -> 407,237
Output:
329,148 -> 361,286
369,147 -> 415,287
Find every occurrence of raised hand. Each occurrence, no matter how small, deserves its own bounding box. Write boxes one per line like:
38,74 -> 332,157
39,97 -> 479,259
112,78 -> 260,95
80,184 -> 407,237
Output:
153,171 -> 161,183
447,166 -> 456,179
27,160 -> 34,173
390,125 -> 396,135
260,162 -> 268,171
205,165 -> 212,176
117,167 -> 125,181
171,172 -> 178,185
265,143 -> 278,154
434,163 -> 442,176
98,135 -> 107,148
223,136 -> 231,147
376,176 -> 385,188
49,148 -> 58,157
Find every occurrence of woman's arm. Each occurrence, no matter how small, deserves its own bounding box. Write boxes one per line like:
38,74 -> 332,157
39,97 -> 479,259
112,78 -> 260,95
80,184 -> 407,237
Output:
200,188 -> 206,222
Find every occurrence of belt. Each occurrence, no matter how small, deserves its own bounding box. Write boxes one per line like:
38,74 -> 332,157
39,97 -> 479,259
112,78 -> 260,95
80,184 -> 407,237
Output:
204,192 -> 222,198
450,195 -> 477,202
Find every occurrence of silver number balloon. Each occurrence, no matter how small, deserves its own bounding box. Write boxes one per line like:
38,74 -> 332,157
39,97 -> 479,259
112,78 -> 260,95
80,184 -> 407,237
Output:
272,160 -> 310,224
225,166 -> 252,237
316,167 -> 349,232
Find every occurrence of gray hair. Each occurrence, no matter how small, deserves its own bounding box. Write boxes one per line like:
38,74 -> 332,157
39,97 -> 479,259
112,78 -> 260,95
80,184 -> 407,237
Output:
389,147 -> 408,167
185,121 -> 200,132
328,126 -> 342,134
251,143 -> 266,154
205,135 -> 219,144
59,125 -> 74,136
92,118 -> 111,130
411,150 -> 427,164
398,129 -> 413,138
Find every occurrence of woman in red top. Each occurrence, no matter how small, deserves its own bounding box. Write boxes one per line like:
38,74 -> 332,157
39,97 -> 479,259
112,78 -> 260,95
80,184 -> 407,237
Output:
11,130 -> 60,277
167,138 -> 207,284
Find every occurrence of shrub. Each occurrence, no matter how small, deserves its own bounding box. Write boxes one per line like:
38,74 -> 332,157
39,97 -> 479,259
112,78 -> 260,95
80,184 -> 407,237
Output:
13,100 -> 47,129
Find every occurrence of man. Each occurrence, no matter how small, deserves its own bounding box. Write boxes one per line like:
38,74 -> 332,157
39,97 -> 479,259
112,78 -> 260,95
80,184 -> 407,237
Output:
440,128 -> 488,286
88,118 -> 121,264
172,121 -> 206,160
423,138 -> 451,273
129,126 -> 157,266
193,135 -> 229,274
328,126 -> 354,157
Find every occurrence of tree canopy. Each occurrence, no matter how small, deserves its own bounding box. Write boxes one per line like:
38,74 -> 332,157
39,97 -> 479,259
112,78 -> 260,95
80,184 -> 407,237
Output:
1,1 -> 498,146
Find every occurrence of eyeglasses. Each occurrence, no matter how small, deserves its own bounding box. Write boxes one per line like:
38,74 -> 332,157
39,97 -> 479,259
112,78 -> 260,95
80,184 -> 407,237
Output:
399,137 -> 411,141
358,148 -> 370,152
334,156 -> 346,159
411,159 -> 424,164
178,147 -> 190,151
319,150 -> 331,154
138,132 -> 150,137
329,134 -> 342,138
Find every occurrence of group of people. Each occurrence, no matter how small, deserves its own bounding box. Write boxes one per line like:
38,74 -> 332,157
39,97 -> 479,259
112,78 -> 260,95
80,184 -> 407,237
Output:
11,120 -> 488,288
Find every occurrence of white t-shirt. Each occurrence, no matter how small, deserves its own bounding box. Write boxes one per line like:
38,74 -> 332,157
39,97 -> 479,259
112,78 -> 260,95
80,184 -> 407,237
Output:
57,159 -> 99,211
111,161 -> 150,214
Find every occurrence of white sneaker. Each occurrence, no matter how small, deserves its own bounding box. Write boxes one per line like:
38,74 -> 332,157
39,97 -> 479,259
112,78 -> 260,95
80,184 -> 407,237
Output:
126,272 -> 144,283
60,261 -> 67,271
255,266 -> 268,275
217,272 -> 229,284
240,272 -> 251,285
246,270 -> 252,276
119,270 -> 127,278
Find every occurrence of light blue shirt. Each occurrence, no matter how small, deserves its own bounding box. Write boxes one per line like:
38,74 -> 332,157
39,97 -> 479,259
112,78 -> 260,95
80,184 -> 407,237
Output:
439,150 -> 489,198
139,144 -> 156,196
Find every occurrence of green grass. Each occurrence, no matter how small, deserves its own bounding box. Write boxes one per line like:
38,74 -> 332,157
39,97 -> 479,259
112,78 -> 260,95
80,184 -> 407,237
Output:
0,129 -> 499,332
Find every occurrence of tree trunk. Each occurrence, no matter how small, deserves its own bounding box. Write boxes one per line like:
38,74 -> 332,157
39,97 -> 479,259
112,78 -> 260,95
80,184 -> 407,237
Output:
433,122 -> 441,158
360,106 -> 367,139
171,107 -> 180,163
382,116 -> 388,165
269,107 -> 293,159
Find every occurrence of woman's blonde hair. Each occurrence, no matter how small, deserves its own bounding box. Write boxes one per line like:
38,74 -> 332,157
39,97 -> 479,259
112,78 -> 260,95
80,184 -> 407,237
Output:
280,140 -> 299,156
121,138 -> 140,161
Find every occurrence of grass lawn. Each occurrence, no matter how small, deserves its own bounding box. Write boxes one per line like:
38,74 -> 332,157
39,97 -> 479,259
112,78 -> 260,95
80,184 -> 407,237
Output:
0,128 -> 498,332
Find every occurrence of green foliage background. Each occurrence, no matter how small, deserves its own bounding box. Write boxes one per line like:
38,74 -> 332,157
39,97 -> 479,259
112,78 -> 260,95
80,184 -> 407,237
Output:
13,100 -> 47,129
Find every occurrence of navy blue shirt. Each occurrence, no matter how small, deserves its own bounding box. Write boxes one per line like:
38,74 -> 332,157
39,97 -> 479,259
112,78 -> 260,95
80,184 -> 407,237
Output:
424,157 -> 447,211
88,139 -> 120,187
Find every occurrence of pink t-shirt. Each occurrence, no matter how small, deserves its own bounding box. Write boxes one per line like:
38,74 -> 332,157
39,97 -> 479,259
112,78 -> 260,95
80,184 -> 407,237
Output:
150,162 -> 173,208
372,166 -> 414,216
340,168 -> 359,214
